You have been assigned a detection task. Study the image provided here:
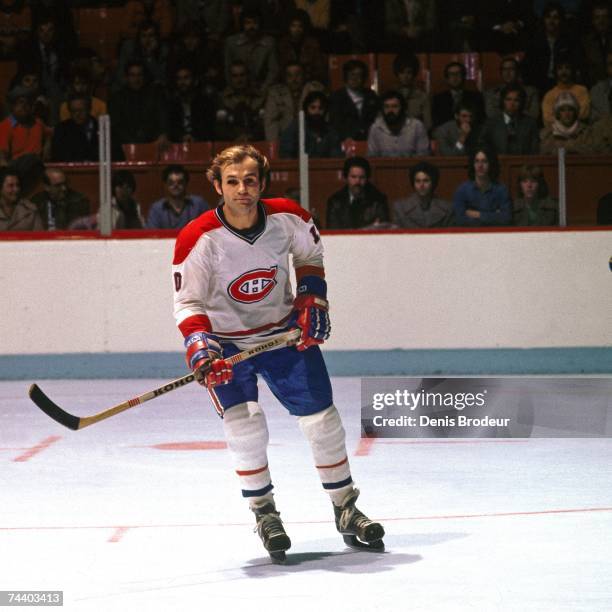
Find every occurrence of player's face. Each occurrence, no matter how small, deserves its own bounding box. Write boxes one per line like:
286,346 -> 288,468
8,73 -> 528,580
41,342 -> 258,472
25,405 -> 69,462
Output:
346,166 -> 367,196
414,171 -> 432,197
520,178 -> 539,200
214,157 -> 265,225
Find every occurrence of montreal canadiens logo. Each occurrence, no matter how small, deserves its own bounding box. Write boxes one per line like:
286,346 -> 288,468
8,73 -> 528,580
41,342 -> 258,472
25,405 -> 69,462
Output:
228,266 -> 278,303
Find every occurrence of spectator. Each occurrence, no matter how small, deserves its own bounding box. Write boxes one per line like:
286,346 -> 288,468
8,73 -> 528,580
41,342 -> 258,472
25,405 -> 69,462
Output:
523,2 -> 581,94
384,0 -> 437,52
481,0 -> 533,54
453,147 -> 512,226
393,161 -> 453,228
294,0 -> 330,40
215,60 -> 265,142
108,60 -> 167,158
326,156 -> 390,229
69,170 -> 145,230
31,168 -> 90,230
0,0 -> 31,59
0,85 -> 50,166
175,0 -> 230,38
51,94 -> 99,162
590,50 -> 612,122
391,53 -> 432,129
443,2 -> 481,52
264,62 -> 325,141
590,113 -> 612,152
123,0 -> 175,41
367,90 -> 429,157
480,84 -> 540,154
0,167 -> 42,230
166,65 -> 215,143
541,57 -> 590,125
18,12 -> 69,118
59,69 -> 107,122
116,20 -> 169,89
224,8 -> 279,91
483,56 -> 540,120
30,1 -> 77,58
597,192 -> 612,224
277,10 -> 327,84
540,91 -> 593,154
583,2 -> 611,86
329,59 -> 380,141
9,65 -> 51,125
432,61 -> 485,128
167,22 -> 209,82
147,164 -> 210,229
433,100 -> 482,156
279,91 -> 343,158
512,164 -> 559,226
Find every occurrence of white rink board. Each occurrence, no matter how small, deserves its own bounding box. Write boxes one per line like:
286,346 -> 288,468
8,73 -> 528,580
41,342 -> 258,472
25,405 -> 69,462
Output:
1,230 -> 611,355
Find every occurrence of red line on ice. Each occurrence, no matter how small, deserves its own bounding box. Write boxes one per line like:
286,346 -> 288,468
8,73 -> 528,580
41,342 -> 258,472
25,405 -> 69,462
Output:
108,526 -> 130,543
12,436 -> 62,462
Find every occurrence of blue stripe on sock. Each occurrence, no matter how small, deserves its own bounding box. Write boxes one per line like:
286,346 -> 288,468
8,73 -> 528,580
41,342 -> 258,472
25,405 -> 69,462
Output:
241,483 -> 274,498
322,476 -> 354,490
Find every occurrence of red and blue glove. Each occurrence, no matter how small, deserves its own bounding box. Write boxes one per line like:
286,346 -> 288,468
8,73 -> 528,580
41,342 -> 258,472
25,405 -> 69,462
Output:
292,275 -> 331,351
185,332 -> 233,387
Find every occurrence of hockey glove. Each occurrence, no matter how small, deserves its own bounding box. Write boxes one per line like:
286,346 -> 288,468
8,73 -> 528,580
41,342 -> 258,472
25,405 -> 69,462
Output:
185,332 -> 233,387
292,275 -> 331,351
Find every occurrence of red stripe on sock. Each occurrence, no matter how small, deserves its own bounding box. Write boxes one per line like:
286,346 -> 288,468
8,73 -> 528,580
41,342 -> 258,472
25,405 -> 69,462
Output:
236,464 -> 269,476
316,456 -> 348,469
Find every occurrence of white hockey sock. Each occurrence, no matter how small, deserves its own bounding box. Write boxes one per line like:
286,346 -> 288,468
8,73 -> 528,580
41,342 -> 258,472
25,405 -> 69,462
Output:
222,401 -> 274,508
298,404 -> 355,506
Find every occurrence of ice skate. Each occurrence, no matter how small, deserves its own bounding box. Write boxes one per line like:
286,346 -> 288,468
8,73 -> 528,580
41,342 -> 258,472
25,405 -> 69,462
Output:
253,502 -> 291,563
333,488 -> 385,551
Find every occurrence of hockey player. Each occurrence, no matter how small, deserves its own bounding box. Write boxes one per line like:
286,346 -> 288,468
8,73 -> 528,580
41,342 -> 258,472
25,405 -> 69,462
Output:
172,145 -> 384,561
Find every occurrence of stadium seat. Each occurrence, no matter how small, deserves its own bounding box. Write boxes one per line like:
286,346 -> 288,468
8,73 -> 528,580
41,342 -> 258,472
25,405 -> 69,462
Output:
76,7 -> 126,62
122,142 -> 159,162
342,139 -> 368,158
250,140 -> 279,160
329,54 -> 377,92
160,141 -> 214,163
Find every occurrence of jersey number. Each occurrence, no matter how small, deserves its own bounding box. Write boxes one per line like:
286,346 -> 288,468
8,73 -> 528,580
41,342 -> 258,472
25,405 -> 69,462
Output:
310,226 -> 320,244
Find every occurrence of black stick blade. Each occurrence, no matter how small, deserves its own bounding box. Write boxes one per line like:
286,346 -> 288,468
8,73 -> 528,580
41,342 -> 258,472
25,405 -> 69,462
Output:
29,384 -> 81,430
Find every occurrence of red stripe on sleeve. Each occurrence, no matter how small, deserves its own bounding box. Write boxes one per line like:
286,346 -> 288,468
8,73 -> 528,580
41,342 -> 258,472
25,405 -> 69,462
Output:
262,198 -> 312,223
295,265 -> 325,282
178,315 -> 213,337
173,210 -> 222,265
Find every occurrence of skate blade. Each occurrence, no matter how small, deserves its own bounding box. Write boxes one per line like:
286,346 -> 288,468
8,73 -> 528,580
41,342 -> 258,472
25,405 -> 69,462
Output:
269,550 -> 287,564
343,535 -> 385,552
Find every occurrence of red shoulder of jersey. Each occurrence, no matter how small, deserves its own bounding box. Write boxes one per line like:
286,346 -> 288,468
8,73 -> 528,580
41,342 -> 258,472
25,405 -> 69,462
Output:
262,198 -> 312,223
173,209 -> 222,265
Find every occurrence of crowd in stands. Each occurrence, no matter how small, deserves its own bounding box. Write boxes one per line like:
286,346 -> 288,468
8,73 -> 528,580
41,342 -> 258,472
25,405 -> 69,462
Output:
1,0 -> 612,231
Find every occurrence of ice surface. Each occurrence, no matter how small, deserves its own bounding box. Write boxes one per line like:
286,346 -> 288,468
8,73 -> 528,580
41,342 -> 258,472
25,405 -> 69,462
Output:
1,378 -> 611,612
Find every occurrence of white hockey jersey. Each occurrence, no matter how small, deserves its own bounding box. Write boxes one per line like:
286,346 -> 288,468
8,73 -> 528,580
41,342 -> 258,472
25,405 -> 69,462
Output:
172,198 -> 324,345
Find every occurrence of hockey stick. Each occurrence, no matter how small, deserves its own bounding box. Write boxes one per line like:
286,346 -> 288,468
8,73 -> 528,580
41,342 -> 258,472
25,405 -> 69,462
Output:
29,329 -> 301,431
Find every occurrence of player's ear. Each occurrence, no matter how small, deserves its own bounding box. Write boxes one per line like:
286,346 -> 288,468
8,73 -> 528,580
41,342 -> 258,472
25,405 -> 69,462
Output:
260,176 -> 267,193
213,180 -> 223,196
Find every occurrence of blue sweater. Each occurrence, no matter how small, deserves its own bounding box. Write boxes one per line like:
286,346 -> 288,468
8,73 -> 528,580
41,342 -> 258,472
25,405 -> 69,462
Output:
453,180 -> 512,226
